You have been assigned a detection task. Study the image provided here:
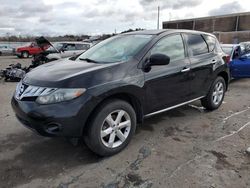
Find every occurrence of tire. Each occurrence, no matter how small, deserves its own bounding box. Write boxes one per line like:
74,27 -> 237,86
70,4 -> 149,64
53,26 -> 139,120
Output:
201,76 -> 226,110
84,99 -> 136,156
21,51 -> 29,58
0,52 -> 2,56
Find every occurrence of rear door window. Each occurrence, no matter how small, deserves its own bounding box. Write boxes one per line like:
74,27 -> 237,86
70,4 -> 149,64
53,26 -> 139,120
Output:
185,34 -> 209,56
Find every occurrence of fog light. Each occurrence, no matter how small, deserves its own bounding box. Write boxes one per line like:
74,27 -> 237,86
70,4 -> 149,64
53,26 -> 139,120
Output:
46,123 -> 61,133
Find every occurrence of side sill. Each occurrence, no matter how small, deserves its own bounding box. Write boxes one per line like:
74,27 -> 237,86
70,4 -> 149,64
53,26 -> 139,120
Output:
144,96 -> 204,118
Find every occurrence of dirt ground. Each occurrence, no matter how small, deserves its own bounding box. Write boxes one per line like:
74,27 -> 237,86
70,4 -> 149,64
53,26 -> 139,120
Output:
0,56 -> 249,188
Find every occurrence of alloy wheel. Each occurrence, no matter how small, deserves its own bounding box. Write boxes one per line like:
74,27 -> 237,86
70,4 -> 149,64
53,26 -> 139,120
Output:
212,81 -> 224,105
22,52 -> 29,58
100,110 -> 131,148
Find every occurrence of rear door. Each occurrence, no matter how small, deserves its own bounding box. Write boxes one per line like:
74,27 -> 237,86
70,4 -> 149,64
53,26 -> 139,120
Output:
144,34 -> 192,114
184,33 -> 216,98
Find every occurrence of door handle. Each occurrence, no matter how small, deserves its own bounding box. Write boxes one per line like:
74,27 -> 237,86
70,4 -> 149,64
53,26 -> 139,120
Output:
181,67 -> 190,73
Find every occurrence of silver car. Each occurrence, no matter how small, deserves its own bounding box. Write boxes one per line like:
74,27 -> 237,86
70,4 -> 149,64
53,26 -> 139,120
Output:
0,46 -> 14,56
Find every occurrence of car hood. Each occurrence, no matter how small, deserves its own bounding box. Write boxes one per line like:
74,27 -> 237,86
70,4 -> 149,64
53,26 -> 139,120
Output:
23,59 -> 125,88
35,36 -> 52,48
35,36 -> 57,52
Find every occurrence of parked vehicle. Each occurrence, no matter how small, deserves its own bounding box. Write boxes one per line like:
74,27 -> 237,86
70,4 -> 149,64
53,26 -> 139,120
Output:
0,45 -> 14,56
0,37 -> 92,82
221,44 -> 250,78
15,42 -> 48,58
34,37 -> 93,62
12,30 -> 229,156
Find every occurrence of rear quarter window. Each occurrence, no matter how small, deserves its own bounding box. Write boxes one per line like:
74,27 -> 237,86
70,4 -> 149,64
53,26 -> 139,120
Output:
203,35 -> 216,52
185,34 -> 209,56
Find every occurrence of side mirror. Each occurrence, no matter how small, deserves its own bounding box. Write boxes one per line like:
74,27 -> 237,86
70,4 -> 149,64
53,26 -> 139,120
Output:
149,54 -> 170,66
143,54 -> 170,72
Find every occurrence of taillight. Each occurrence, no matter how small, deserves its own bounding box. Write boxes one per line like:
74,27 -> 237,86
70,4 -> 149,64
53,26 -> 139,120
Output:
223,55 -> 231,64
226,55 -> 231,64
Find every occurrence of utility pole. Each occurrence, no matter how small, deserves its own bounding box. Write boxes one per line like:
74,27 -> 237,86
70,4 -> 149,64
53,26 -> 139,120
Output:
6,32 -> 10,47
157,6 -> 160,29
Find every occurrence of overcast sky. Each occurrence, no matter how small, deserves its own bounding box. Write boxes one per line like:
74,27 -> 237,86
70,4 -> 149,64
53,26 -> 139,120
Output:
0,0 -> 250,36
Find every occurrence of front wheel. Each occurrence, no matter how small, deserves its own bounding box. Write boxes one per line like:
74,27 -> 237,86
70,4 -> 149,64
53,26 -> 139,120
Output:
84,99 -> 136,156
21,51 -> 29,58
201,76 -> 226,110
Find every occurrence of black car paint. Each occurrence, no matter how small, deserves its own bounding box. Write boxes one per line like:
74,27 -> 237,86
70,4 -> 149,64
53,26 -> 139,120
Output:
12,30 -> 229,137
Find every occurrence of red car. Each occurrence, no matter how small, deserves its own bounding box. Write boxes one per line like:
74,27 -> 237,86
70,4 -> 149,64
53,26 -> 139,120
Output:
15,42 -> 48,58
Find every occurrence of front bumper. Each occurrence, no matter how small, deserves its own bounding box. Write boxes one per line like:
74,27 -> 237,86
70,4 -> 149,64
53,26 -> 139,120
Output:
11,94 -> 98,137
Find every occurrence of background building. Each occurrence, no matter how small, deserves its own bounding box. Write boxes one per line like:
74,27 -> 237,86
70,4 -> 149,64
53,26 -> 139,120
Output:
162,12 -> 250,44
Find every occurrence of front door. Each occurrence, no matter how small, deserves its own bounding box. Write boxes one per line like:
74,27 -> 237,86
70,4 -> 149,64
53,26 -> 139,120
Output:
143,34 -> 192,114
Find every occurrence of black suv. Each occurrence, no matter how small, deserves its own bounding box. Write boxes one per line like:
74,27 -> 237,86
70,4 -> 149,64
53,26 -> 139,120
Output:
12,30 -> 229,156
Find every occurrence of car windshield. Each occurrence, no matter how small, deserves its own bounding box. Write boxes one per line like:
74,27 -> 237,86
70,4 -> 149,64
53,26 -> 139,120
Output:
222,47 -> 233,56
77,34 -> 153,63
240,43 -> 250,55
46,43 -> 64,51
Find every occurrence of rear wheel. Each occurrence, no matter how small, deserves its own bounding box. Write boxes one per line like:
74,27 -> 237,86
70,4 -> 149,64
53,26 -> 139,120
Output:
21,51 -> 29,58
84,99 -> 136,156
0,52 -> 2,56
201,76 -> 226,110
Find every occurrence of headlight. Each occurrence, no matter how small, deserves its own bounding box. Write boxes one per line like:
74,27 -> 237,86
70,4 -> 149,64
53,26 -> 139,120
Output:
36,88 -> 86,104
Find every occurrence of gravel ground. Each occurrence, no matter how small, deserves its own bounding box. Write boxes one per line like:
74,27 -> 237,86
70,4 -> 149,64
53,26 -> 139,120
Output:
0,56 -> 249,188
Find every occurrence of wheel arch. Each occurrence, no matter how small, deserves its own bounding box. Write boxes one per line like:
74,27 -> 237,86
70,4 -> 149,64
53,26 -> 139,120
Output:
21,50 -> 29,58
82,92 -> 144,136
218,71 -> 229,90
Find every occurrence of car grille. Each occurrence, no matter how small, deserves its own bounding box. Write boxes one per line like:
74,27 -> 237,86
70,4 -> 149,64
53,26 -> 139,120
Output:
15,82 -> 56,100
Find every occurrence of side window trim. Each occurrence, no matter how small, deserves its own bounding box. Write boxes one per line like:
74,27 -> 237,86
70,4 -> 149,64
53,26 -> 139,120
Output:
180,33 -> 189,58
201,35 -> 210,53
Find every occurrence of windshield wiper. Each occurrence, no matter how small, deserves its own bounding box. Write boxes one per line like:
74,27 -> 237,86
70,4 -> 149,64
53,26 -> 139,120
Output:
79,58 -> 99,63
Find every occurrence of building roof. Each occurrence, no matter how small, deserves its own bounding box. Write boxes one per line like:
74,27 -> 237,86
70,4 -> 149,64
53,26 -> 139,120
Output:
163,12 -> 250,24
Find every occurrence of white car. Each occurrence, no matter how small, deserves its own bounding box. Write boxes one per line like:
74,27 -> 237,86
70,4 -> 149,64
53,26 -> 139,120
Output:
45,42 -> 93,61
